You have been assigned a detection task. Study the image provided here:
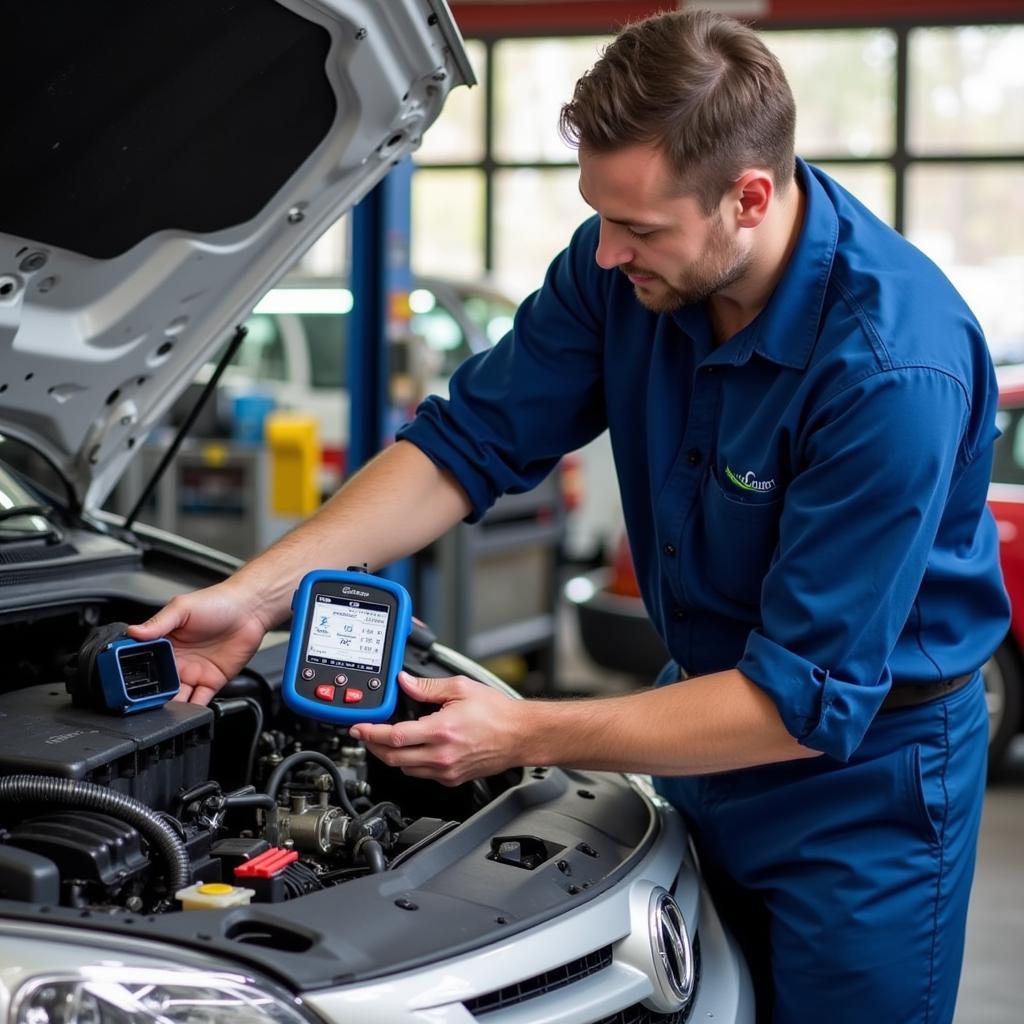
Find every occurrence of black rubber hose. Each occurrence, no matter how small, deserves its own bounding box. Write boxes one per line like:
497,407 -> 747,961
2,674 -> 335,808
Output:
0,775 -> 190,892
224,792 -> 277,811
352,801 -> 404,840
264,751 -> 356,817
223,791 -> 279,844
358,837 -> 387,874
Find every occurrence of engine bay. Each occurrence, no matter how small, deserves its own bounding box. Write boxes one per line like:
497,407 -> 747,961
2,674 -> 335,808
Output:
0,602 -> 515,915
0,582 -> 655,988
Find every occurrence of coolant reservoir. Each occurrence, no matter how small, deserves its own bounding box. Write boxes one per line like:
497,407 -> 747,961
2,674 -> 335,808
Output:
175,882 -> 255,909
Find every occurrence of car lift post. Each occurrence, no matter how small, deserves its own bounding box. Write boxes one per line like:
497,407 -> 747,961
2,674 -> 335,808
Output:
348,158 -> 414,590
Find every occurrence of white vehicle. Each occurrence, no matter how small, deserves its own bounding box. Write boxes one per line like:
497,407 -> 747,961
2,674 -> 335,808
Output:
178,276 -> 517,487
0,3 -> 752,1023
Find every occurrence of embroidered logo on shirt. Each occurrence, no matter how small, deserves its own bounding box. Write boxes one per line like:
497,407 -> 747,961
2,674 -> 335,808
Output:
725,464 -> 777,494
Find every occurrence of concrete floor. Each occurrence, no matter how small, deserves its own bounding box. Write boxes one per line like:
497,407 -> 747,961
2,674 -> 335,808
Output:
553,597 -> 1024,1022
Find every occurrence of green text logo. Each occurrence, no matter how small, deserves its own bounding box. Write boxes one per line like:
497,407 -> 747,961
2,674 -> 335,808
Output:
725,465 -> 776,494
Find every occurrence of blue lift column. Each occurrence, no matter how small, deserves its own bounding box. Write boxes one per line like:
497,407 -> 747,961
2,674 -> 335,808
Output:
347,158 -> 414,590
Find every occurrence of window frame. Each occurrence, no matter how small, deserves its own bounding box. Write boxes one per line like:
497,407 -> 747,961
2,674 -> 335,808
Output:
415,15 -> 1024,268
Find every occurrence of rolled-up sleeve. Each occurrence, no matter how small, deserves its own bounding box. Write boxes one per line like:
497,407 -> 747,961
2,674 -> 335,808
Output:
398,218 -> 608,522
737,365 -> 971,761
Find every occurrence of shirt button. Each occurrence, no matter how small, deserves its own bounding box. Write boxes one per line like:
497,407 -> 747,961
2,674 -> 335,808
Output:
687,448 -> 703,465
672,608 -> 686,621
703,366 -> 717,375
663,543 -> 676,557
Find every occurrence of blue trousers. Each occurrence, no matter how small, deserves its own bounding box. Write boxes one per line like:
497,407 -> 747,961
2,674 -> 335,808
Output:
654,670 -> 988,1024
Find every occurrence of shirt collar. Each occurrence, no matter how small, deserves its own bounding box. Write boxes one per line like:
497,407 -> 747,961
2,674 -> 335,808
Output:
671,158 -> 838,371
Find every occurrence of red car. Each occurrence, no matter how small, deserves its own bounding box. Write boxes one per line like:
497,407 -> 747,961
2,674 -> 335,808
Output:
982,363 -> 1024,770
570,365 -> 1024,774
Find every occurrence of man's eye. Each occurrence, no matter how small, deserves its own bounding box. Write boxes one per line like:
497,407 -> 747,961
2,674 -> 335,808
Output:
626,227 -> 652,240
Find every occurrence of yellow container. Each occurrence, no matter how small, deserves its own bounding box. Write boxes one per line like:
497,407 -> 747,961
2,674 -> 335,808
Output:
265,413 -> 321,517
175,882 -> 255,910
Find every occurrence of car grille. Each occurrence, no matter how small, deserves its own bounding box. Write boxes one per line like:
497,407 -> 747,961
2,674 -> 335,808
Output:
464,945 -> 613,1015
592,1006 -> 684,1024
465,936 -> 701,1023
592,937 -> 701,1024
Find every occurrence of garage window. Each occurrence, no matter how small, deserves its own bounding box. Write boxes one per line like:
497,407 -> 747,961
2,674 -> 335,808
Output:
408,16 -> 1023,366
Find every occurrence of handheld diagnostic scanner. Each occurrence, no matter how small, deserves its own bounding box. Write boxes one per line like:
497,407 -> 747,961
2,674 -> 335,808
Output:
282,569 -> 412,725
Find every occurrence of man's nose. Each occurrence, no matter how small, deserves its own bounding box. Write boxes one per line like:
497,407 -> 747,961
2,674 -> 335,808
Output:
594,221 -> 633,270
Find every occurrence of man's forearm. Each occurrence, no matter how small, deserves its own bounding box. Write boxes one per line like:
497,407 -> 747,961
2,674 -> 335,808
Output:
232,441 -> 472,627
519,668 -> 820,775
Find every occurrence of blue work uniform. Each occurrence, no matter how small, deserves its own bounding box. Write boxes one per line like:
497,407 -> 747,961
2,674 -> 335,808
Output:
399,159 -> 1010,1022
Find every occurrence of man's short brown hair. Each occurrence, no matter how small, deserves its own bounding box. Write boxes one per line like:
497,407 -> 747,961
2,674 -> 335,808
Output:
560,9 -> 796,213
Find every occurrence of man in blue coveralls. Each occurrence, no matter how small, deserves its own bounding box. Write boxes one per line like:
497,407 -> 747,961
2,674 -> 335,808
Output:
132,10 -> 1009,1021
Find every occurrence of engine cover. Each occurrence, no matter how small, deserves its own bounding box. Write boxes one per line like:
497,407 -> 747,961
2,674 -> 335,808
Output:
4,811 -> 147,888
0,684 -> 213,809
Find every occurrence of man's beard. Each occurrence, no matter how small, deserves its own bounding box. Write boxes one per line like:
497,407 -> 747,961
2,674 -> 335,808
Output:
625,216 -> 753,314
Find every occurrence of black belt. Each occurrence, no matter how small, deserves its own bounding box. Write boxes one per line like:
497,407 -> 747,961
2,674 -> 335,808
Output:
879,672 -> 976,713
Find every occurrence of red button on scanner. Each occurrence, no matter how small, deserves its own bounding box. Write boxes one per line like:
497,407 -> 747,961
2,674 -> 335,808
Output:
343,688 -> 364,704
315,684 -> 336,702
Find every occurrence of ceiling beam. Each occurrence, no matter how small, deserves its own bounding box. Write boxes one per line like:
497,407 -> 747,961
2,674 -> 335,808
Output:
449,0 -> 1024,34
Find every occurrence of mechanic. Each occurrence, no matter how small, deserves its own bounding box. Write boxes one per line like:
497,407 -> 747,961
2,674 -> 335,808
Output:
131,10 -> 1009,1023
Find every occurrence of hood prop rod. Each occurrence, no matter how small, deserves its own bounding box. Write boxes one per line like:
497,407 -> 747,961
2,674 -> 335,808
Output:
124,324 -> 248,531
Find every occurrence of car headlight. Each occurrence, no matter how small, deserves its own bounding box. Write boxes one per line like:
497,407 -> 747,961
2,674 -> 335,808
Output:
10,968 -> 314,1024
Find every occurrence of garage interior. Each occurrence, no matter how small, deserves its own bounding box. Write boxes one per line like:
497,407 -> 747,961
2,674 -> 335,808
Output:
4,0 -> 1019,1021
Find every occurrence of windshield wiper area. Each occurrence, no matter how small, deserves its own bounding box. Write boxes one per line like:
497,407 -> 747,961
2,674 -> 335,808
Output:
0,503 -> 64,543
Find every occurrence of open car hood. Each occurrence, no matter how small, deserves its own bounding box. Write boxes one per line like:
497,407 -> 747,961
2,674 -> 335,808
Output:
0,0 -> 472,510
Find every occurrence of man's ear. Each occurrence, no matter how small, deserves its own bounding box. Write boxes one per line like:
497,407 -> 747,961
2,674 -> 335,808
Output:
724,170 -> 773,229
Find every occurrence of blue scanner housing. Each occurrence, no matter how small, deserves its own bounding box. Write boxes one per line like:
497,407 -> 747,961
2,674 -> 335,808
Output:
95,637 -> 180,714
282,569 -> 412,725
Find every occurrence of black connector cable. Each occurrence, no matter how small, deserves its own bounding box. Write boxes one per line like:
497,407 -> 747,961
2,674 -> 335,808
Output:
211,696 -> 264,786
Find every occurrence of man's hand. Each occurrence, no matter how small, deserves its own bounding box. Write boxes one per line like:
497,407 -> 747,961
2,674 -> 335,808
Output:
353,668 -> 819,780
127,581 -> 270,705
350,672 -> 527,786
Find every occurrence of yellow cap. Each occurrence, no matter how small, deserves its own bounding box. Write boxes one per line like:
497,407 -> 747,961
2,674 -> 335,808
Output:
198,883 -> 235,896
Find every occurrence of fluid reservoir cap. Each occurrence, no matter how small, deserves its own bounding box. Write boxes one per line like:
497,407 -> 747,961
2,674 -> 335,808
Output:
176,881 -> 254,909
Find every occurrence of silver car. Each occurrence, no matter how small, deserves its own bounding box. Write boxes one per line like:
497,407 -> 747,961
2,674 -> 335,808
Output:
0,2 -> 752,1022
